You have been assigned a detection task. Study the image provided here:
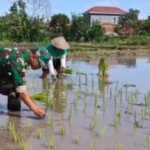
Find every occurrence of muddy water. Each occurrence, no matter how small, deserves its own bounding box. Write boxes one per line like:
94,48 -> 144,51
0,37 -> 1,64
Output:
1,56 -> 150,150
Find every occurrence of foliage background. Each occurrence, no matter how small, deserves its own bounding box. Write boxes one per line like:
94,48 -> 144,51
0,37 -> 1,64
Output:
0,0 -> 150,44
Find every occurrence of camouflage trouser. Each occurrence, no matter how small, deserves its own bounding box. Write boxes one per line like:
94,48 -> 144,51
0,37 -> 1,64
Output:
0,82 -> 21,111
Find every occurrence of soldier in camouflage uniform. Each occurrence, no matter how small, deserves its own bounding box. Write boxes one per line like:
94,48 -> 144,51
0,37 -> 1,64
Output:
0,47 -> 45,118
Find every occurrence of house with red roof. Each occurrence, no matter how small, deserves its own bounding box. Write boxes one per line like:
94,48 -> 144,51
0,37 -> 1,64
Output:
85,6 -> 127,34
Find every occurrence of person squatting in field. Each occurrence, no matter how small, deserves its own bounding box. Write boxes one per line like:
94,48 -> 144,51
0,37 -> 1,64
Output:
0,36 -> 70,118
38,36 -> 70,79
0,47 -> 46,118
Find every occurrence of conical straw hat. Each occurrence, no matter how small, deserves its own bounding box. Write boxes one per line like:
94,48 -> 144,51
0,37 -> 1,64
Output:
51,36 -> 70,50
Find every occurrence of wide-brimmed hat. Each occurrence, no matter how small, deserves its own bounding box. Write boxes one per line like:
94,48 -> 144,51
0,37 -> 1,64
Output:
51,36 -> 70,50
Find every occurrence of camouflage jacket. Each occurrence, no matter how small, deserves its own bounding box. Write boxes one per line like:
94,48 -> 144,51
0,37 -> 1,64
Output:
0,47 -> 31,93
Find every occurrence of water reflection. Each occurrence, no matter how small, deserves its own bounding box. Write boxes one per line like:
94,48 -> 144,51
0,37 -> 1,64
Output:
98,76 -> 109,93
117,57 -> 136,68
110,58 -> 150,93
2,56 -> 150,150
42,78 -> 49,92
47,79 -> 67,113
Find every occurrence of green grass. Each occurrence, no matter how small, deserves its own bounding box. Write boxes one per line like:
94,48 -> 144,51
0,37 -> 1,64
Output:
1,35 -> 150,51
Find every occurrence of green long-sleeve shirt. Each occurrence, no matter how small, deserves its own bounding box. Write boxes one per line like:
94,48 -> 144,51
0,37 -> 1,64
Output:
38,44 -> 68,65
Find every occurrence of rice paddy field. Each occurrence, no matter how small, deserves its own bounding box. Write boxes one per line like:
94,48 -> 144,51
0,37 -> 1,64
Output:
1,52 -> 150,150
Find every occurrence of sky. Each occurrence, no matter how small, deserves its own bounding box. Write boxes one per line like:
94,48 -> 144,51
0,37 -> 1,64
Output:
0,0 -> 150,19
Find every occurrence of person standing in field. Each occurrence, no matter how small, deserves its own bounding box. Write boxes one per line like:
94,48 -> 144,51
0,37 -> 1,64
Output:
0,47 -> 46,118
38,36 -> 70,79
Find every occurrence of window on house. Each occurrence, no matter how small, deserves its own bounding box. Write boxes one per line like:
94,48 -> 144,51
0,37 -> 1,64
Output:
114,17 -> 116,24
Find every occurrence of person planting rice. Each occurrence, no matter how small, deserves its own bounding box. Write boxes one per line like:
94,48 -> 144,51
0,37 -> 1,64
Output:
0,47 -> 45,118
38,36 -> 70,79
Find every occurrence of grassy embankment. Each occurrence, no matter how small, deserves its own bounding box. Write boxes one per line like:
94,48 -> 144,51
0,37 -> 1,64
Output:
1,36 -> 150,57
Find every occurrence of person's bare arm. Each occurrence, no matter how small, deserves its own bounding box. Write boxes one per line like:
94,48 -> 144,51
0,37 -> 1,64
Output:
19,90 -> 46,118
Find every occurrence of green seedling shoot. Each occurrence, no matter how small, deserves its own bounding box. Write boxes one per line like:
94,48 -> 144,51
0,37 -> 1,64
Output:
49,135 -> 56,150
145,135 -> 150,145
115,143 -> 124,150
36,129 -> 44,139
73,136 -> 80,145
60,127 -> 66,136
8,121 -> 23,144
22,141 -> 30,150
113,112 -> 121,128
98,57 -> 109,78
91,142 -> 96,150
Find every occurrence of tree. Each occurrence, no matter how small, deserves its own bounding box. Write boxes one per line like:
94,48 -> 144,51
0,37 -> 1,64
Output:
7,0 -> 29,41
0,16 -> 9,40
0,0 -> 50,41
70,14 -> 90,41
86,23 -> 104,42
49,14 -> 70,38
117,9 -> 140,35
10,1 -> 18,14
119,9 -> 139,27
139,20 -> 150,35
28,17 -> 48,41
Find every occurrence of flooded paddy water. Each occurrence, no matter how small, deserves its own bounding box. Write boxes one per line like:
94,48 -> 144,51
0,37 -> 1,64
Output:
1,54 -> 150,150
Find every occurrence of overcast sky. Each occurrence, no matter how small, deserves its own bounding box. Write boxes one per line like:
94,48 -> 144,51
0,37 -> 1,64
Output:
0,0 -> 150,19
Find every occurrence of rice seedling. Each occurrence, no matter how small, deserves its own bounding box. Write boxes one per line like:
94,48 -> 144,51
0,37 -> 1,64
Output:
73,136 -> 80,145
91,74 -> 95,91
64,68 -> 73,75
113,112 -> 121,128
124,86 -> 129,102
91,142 -> 96,150
85,73 -> 88,86
22,141 -> 30,150
79,74 -> 81,88
115,143 -> 124,150
36,129 -> 44,139
8,121 -> 23,144
48,117 -> 54,129
89,119 -> 96,130
145,135 -> 150,145
59,127 -> 66,136
140,108 -> 148,121
68,106 -> 73,122
98,57 -> 109,78
26,121 -> 33,128
7,121 -> 31,149
128,91 -> 139,105
99,127 -> 107,137
144,92 -> 150,107
133,112 -> 143,129
94,94 -> 99,109
73,90 -> 81,111
32,92 -> 54,108
109,87 -> 113,100
118,89 -> 123,104
48,135 -> 56,150
83,95 -> 88,113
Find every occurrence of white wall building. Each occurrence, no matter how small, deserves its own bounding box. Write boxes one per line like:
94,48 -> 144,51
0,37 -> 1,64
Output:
85,6 -> 127,33
85,6 -> 127,25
